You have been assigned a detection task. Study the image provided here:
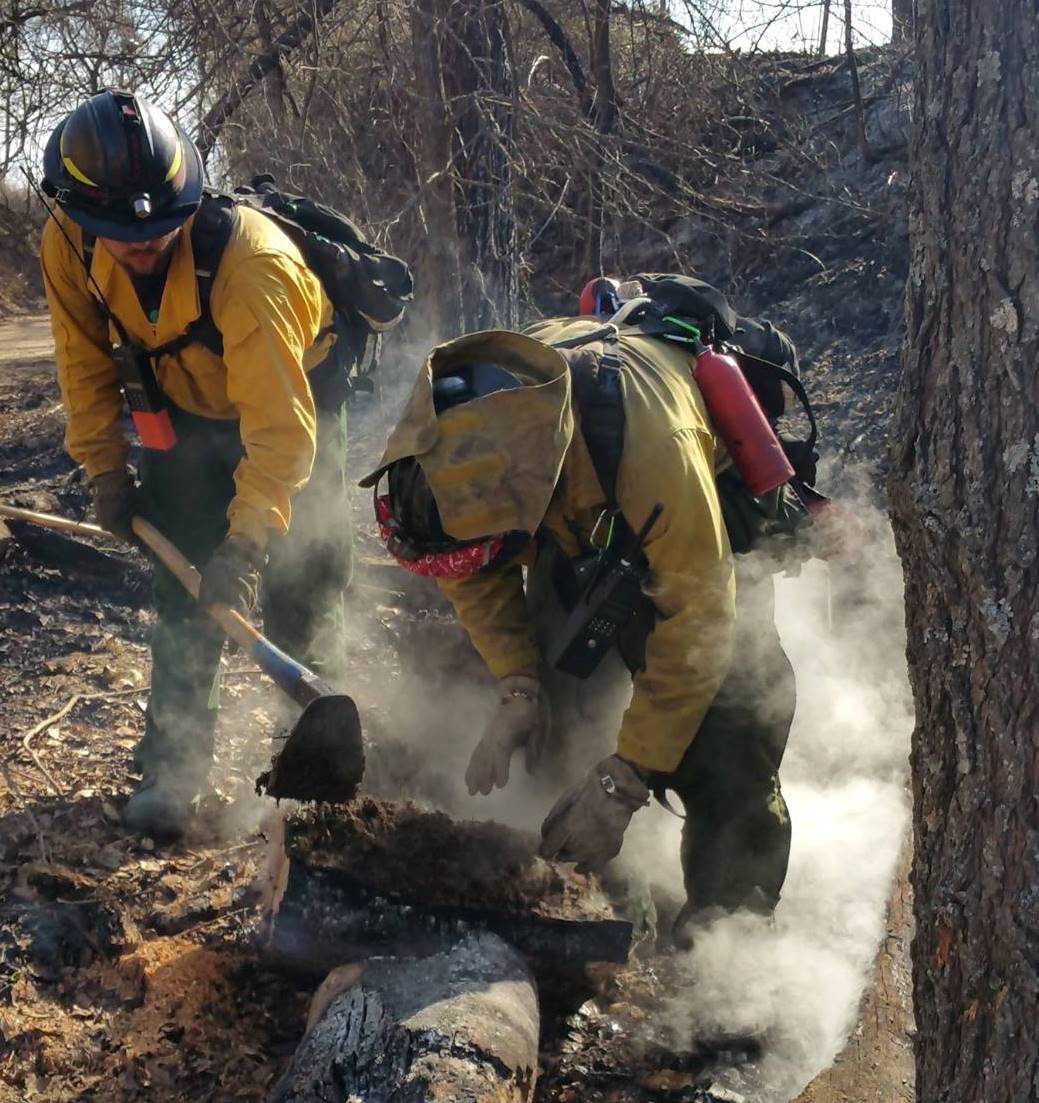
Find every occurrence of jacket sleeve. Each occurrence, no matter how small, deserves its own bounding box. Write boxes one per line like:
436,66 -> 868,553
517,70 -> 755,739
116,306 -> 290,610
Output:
615,426 -> 736,773
39,218 -> 128,477
213,252 -> 320,548
437,560 -> 541,678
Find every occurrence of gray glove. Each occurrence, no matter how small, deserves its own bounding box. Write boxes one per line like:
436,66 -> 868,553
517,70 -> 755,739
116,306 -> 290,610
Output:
539,754 -> 650,874
90,468 -> 137,542
465,674 -> 550,796
198,535 -> 265,616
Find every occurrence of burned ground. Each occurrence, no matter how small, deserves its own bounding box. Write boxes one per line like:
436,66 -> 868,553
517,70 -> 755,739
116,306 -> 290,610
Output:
0,49 -> 914,1103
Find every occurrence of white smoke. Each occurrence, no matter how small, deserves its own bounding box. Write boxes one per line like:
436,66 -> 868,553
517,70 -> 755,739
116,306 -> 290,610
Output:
620,514 -> 913,1100
319,358 -> 915,1098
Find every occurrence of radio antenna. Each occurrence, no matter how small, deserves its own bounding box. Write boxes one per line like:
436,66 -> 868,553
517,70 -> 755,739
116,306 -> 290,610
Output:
23,167 -> 129,343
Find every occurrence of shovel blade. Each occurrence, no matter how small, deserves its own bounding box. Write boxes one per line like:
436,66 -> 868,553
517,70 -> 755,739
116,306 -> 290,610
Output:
256,694 -> 364,804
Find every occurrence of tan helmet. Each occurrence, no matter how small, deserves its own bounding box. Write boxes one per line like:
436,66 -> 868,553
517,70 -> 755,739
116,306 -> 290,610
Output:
361,330 -> 575,545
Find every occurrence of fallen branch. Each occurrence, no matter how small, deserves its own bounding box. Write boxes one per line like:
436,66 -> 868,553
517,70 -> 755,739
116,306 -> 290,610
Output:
21,689 -> 143,796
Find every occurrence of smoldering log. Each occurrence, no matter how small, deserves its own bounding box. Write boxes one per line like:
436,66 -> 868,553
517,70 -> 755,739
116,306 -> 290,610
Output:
264,862 -> 633,978
269,931 -> 539,1103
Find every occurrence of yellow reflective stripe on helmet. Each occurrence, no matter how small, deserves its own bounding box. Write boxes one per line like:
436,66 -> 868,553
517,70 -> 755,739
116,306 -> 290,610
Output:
164,137 -> 183,183
59,132 -> 98,187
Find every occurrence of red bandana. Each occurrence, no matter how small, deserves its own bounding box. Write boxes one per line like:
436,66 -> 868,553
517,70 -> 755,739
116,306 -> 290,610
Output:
375,495 -> 505,580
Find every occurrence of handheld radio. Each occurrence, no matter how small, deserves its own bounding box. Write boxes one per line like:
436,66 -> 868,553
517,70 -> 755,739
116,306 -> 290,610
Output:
112,345 -> 178,450
547,503 -> 663,679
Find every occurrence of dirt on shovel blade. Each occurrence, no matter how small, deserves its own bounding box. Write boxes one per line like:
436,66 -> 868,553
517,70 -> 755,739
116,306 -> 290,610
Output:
255,694 -> 364,803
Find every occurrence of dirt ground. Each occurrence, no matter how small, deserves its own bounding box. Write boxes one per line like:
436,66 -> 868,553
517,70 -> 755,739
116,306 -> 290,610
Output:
0,315 -> 915,1103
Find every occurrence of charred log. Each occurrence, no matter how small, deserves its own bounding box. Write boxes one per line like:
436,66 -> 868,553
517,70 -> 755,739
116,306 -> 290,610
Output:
264,862 -> 631,980
261,801 -> 632,980
269,932 -> 539,1103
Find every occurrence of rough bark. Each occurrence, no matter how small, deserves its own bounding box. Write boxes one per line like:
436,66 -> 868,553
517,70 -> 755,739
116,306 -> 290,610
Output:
269,932 -> 539,1103
888,2 -> 1039,1100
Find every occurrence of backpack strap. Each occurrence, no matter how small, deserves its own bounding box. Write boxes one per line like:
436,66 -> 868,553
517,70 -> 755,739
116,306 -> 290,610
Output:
150,192 -> 236,361
80,196 -> 236,364
549,326 -> 630,545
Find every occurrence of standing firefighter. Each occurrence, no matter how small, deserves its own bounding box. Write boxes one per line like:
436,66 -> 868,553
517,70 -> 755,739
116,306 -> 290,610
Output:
39,90 -> 360,841
364,284 -> 815,939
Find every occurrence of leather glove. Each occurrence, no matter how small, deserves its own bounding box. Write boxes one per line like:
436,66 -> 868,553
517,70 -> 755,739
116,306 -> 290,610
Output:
539,754 -> 650,874
198,535 -> 264,616
90,469 -> 137,542
465,674 -> 550,796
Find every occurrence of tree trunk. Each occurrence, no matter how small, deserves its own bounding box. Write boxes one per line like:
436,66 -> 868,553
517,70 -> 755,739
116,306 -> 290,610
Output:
409,0 -> 465,338
842,0 -> 872,164
269,933 -> 539,1103
891,0 -> 914,44
818,0 -> 831,55
582,0 -> 619,275
889,2 -> 1039,1100
441,0 -> 518,331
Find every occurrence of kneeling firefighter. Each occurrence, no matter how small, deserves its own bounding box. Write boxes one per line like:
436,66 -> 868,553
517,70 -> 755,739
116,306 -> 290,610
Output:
363,279 -> 820,934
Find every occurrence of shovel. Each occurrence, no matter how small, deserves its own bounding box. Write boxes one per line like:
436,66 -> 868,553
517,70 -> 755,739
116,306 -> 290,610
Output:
0,503 -> 364,804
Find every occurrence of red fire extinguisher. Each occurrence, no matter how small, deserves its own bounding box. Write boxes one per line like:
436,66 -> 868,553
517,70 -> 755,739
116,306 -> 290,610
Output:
668,317 -> 794,496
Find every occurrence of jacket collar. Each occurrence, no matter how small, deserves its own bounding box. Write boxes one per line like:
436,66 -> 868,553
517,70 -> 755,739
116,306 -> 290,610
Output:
89,215 -> 202,346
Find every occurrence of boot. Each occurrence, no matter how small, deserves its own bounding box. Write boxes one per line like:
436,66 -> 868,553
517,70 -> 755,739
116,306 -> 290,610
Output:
122,771 -> 200,842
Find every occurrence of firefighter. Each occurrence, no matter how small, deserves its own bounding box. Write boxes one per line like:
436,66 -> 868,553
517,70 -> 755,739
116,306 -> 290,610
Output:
362,322 -> 798,941
39,90 -> 351,841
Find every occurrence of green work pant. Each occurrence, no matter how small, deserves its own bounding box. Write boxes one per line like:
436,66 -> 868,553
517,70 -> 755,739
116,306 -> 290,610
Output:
656,570 -> 793,917
529,544 -> 793,916
132,400 -> 352,784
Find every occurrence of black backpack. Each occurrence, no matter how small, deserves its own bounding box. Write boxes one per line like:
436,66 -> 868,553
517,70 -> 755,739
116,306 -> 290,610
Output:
550,277 -> 826,558
87,175 -> 414,410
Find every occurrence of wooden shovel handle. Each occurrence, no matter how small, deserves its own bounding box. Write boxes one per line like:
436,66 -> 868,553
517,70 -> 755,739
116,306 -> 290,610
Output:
0,504 -> 260,651
0,503 -> 108,539
130,518 -> 328,705
129,517 -> 265,651
0,503 -> 328,706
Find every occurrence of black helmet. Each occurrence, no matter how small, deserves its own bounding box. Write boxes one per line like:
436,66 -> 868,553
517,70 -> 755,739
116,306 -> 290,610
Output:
42,89 -> 204,242
430,360 -> 525,414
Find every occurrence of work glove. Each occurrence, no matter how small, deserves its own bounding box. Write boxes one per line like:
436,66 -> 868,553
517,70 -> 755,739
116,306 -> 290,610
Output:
90,469 -> 137,542
198,535 -> 265,616
465,674 -> 550,796
539,754 -> 650,874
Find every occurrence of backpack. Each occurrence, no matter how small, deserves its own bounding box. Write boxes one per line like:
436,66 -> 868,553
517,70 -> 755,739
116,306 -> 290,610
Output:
549,278 -> 826,559
86,175 -> 414,410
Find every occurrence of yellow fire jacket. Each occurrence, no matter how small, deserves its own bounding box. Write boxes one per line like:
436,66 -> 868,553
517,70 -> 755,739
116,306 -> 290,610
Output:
439,319 -> 736,774
40,206 -> 332,548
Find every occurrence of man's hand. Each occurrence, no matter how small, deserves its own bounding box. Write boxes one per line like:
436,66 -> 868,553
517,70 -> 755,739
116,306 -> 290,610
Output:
465,674 -> 550,796
539,754 -> 650,874
198,535 -> 264,616
90,469 -> 137,542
